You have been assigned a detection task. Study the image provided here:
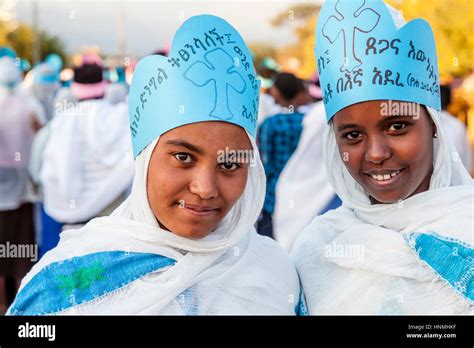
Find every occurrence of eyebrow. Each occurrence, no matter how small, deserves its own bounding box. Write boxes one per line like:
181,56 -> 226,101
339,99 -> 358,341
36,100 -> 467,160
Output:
336,115 -> 413,132
164,139 -> 204,154
336,124 -> 359,132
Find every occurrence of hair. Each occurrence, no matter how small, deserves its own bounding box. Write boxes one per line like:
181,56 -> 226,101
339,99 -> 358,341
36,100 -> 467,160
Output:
273,72 -> 305,101
73,63 -> 103,84
440,85 -> 451,110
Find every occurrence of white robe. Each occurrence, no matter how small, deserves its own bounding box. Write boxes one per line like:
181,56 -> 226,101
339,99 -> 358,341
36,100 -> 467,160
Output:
273,102 -> 337,252
40,99 -> 134,223
440,110 -> 472,172
0,87 -> 41,210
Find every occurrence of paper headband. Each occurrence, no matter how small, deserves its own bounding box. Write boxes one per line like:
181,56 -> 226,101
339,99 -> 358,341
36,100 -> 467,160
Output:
128,14 -> 260,157
315,0 -> 441,121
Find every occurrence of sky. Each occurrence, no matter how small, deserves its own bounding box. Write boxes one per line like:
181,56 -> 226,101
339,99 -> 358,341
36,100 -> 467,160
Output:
12,0 -> 318,57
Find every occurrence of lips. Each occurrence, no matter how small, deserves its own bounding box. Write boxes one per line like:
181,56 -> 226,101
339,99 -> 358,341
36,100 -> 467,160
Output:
369,170 -> 401,182
179,203 -> 220,217
363,168 -> 405,187
184,204 -> 218,212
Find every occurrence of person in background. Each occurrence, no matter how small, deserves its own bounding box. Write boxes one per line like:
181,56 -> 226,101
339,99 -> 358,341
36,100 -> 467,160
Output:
257,57 -> 282,125
0,52 -> 43,313
28,63 -> 61,123
28,82 -> 79,258
39,60 -> 134,245
273,101 -> 342,252
256,72 -> 313,238
439,84 -> 472,172
104,66 -> 129,105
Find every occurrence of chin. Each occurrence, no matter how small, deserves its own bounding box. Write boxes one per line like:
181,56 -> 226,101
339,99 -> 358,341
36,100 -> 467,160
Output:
369,191 -> 406,204
173,225 -> 213,239
373,197 -> 399,204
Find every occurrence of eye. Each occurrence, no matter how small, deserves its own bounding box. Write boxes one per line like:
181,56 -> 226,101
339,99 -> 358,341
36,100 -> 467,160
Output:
174,152 -> 193,163
344,131 -> 362,140
388,122 -> 407,132
219,162 -> 241,171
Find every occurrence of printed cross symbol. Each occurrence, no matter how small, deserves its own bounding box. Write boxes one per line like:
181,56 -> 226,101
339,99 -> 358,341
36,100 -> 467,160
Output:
184,48 -> 246,120
322,0 -> 380,72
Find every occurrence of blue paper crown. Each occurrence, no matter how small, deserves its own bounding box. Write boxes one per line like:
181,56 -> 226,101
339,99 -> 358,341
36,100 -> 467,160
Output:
0,47 -> 16,59
33,63 -> 60,85
315,0 -> 441,121
128,14 -> 261,157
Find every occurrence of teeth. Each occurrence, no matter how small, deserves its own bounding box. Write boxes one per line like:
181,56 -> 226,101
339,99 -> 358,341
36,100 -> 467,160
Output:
370,170 -> 401,181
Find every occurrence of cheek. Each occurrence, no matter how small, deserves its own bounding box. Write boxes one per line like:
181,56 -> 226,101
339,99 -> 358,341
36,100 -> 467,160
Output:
394,132 -> 433,171
337,144 -> 363,175
147,162 -> 187,212
218,171 -> 248,207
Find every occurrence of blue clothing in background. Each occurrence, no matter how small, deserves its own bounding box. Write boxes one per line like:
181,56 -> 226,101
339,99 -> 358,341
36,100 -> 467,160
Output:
257,112 -> 305,215
39,204 -> 63,257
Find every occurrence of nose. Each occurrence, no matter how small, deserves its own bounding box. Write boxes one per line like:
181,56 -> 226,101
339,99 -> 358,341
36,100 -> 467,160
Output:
189,167 -> 219,200
364,135 -> 392,164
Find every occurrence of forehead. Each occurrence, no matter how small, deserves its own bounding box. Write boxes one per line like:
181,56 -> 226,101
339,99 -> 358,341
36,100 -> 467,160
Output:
333,100 -> 427,125
160,121 -> 251,148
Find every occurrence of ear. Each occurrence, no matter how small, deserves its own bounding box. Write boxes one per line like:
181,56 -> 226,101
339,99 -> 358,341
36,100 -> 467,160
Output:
428,110 -> 438,138
433,123 -> 438,138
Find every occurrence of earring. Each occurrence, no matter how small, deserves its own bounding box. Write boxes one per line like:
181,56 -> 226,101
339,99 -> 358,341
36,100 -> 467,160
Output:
434,132 -> 438,138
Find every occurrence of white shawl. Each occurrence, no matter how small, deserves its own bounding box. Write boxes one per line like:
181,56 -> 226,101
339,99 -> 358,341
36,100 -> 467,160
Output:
291,107 -> 473,314
40,99 -> 135,223
273,101 -> 337,252
10,134 -> 300,315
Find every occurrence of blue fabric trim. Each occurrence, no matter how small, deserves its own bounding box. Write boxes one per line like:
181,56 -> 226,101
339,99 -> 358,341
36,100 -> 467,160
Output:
177,288 -> 199,315
319,194 -> 342,216
9,251 -> 176,315
295,288 -> 309,316
406,232 -> 474,303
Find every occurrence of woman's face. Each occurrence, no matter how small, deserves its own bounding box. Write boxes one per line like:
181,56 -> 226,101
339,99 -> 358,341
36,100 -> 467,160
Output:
147,121 -> 252,239
332,100 -> 436,204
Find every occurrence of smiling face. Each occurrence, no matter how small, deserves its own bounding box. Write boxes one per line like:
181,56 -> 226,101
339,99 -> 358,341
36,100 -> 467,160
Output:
332,100 -> 436,204
147,121 -> 252,239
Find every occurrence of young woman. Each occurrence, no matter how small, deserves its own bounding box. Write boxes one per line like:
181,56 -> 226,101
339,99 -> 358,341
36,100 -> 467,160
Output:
292,1 -> 473,314
8,15 -> 301,315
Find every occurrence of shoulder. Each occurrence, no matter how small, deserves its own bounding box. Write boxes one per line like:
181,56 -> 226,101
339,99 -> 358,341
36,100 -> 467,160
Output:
8,250 -> 175,315
247,231 -> 300,285
291,206 -> 352,268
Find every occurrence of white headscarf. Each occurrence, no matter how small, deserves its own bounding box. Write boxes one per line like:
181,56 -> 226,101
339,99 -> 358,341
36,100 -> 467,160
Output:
11,131 -> 300,315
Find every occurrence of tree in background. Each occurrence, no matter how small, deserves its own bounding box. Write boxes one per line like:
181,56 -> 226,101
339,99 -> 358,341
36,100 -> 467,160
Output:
386,0 -> 474,79
0,19 -> 66,67
269,4 -> 320,80
268,0 -> 473,81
